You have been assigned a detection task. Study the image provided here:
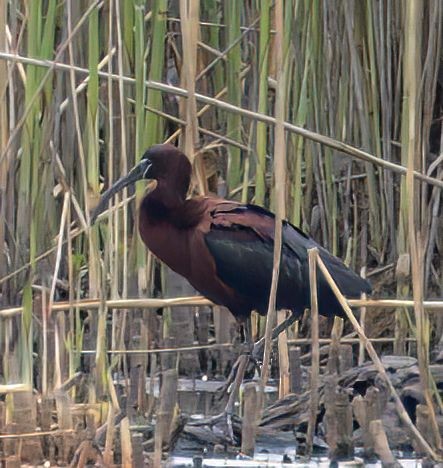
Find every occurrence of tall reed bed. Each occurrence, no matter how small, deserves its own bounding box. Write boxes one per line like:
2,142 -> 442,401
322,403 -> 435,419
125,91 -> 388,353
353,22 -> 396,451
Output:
0,0 -> 441,464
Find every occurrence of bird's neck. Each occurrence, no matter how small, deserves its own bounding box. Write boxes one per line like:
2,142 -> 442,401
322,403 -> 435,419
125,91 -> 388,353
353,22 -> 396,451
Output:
142,178 -> 187,221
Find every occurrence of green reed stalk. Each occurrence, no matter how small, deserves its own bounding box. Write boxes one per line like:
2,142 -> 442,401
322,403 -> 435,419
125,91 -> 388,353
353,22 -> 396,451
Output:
254,0 -> 270,206
206,0 -> 224,97
225,1 -> 242,191
86,3 -> 107,393
290,1 -> 309,228
144,0 -> 167,149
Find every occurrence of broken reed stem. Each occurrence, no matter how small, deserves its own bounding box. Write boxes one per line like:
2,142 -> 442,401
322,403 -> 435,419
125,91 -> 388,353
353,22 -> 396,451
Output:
241,382 -> 258,457
358,268 -> 368,366
306,248 -> 320,456
0,52 -> 442,189
103,402 -> 115,466
120,416 -> 132,468
277,310 -> 290,398
153,369 -> 178,466
315,253 -> 441,461
369,420 -> 400,466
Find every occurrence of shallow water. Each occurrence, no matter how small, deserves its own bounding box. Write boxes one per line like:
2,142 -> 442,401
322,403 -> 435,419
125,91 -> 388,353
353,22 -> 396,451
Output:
166,455 -> 423,467
169,428 -> 423,467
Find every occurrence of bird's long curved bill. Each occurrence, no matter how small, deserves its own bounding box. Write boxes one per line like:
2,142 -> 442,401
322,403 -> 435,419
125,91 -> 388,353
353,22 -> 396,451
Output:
90,163 -> 145,225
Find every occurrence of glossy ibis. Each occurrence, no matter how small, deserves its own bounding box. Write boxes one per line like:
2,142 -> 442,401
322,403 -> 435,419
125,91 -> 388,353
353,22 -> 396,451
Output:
92,143 -> 371,441
92,144 -> 370,323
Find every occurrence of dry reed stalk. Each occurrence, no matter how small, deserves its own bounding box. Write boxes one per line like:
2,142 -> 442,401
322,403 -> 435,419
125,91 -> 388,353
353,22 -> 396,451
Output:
114,0 -> 129,322
0,429 -> 75,440
47,191 -> 70,391
260,0 -> 287,403
315,253 -> 441,461
103,403 -> 115,466
179,0 -> 207,195
305,248 -> 320,456
41,288 -> 48,395
0,384 -> 31,394
59,49 -> 116,113
105,1 -> 118,353
2,296 -> 443,318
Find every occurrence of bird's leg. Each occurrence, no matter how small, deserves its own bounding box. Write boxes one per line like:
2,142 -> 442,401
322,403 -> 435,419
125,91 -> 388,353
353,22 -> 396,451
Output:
223,353 -> 249,437
221,313 -> 297,394
193,320 -> 252,444
191,354 -> 248,445
218,318 -> 254,396
251,312 -> 297,362
215,354 -> 249,442
196,314 -> 297,445
239,317 -> 254,354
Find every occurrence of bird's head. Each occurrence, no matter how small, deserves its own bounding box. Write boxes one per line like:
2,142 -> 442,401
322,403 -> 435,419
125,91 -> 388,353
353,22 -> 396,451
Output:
90,144 -> 191,224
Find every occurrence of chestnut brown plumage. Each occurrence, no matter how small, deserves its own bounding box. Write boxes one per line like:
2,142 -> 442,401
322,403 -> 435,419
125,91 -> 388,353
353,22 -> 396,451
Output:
92,144 -> 371,323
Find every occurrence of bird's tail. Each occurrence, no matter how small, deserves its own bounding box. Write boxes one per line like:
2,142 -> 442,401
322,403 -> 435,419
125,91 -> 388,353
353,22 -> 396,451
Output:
318,248 -> 372,298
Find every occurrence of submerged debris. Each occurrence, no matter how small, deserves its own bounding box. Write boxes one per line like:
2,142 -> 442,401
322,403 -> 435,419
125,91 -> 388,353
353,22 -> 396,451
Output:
172,356 -> 443,463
